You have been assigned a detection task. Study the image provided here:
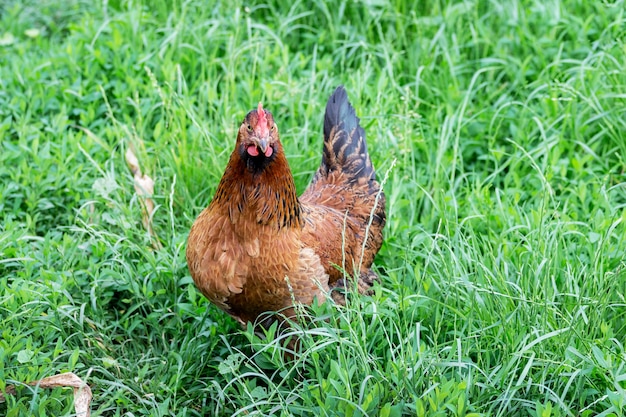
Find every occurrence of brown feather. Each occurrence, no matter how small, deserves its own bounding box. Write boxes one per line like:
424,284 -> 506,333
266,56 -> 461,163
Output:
186,86 -> 385,328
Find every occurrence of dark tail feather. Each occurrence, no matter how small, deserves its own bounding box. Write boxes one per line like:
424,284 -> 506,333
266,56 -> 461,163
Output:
318,86 -> 376,184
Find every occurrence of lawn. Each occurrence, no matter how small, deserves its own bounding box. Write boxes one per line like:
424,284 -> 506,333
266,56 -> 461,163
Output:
1,0 -> 625,415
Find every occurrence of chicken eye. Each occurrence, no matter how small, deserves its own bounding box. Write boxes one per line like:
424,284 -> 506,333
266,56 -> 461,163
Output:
247,124 -> 253,132
270,125 -> 275,131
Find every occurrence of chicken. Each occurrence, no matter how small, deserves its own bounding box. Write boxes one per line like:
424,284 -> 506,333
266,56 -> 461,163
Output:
186,86 -> 385,327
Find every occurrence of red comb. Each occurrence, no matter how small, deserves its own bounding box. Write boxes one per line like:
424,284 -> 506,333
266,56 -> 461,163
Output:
257,102 -> 266,124
256,102 -> 269,137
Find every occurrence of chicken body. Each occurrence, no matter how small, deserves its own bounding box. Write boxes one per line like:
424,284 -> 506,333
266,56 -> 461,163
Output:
186,86 -> 385,326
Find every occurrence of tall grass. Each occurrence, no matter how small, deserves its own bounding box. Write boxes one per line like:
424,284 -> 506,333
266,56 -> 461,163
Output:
1,0 -> 625,415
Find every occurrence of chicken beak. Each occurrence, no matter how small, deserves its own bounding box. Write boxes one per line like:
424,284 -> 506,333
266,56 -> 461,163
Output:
258,138 -> 268,154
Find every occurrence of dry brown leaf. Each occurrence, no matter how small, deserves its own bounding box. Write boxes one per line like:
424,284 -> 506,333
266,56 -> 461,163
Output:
125,146 -> 162,249
125,146 -> 141,176
0,372 -> 92,416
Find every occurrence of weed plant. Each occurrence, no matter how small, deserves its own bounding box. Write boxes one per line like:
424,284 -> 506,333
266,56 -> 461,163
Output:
0,0 -> 625,415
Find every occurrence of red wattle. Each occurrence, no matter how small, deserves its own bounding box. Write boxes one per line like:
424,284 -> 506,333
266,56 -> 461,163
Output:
247,145 -> 259,156
264,146 -> 273,157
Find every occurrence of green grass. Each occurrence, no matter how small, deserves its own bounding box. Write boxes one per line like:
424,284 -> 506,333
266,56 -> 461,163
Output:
1,0 -> 625,415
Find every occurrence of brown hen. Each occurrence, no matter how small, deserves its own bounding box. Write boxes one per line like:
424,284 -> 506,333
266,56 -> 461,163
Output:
186,86 -> 385,327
